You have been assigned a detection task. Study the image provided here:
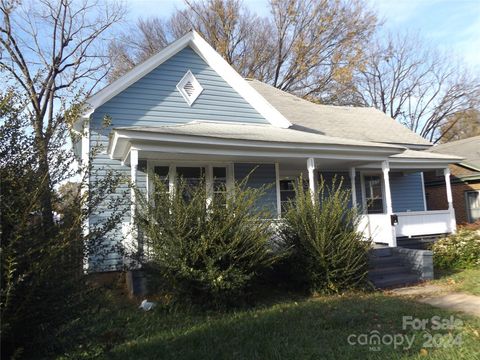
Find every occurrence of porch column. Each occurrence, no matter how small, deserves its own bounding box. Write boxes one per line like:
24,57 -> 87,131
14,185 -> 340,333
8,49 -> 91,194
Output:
128,148 -> 138,261
275,163 -> 281,218
307,158 -> 316,203
130,148 -> 138,222
444,167 -> 457,233
206,165 -> 213,207
381,160 -> 396,247
381,161 -> 393,214
349,167 -> 357,207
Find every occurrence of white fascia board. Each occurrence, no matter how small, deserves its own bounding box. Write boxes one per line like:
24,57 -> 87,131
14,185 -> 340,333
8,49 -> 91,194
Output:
86,32 -> 194,111
82,30 -> 291,129
110,130 -> 403,158
109,133 -> 404,164
130,143 -> 392,162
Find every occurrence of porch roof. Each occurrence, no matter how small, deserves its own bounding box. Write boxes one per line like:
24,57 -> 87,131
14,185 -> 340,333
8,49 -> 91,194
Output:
108,121 -> 407,163
113,121 -> 404,148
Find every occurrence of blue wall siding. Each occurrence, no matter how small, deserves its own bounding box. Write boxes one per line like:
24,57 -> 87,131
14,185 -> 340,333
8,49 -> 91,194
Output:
91,46 -> 268,128
318,171 -> 362,210
88,46 -> 270,270
390,172 -> 426,212
234,163 -> 277,216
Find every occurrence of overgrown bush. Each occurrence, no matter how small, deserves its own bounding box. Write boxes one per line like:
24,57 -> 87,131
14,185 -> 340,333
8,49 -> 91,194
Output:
278,177 -> 370,294
135,177 -> 282,308
0,92 -> 125,358
432,229 -> 480,270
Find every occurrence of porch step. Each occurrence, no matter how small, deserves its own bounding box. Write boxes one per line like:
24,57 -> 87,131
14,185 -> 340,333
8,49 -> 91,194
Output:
397,234 -> 446,250
368,247 -> 420,289
369,273 -> 420,289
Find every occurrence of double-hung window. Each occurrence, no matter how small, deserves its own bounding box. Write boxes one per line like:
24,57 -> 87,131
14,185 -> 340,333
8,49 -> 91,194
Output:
212,167 -> 227,206
364,175 -> 384,214
280,179 -> 296,214
465,190 -> 480,223
176,166 -> 205,202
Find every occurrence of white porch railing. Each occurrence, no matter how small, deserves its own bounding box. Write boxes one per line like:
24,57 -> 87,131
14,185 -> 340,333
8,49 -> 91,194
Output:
396,210 -> 452,237
358,214 -> 395,247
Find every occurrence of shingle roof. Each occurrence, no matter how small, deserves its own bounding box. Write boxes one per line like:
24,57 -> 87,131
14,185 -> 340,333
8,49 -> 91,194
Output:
246,79 -> 432,147
115,121 -> 403,150
391,149 -> 462,161
428,136 -> 480,169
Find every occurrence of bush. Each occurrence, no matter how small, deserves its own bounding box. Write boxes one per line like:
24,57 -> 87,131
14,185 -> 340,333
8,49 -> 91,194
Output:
278,177 -> 370,294
432,229 -> 480,270
134,177 -> 282,308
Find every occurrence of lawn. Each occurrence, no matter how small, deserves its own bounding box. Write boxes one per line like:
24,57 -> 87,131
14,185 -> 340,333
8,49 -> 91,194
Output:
56,291 -> 480,360
433,268 -> 480,296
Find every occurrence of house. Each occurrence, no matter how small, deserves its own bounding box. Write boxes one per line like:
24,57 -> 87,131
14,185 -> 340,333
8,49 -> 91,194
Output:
74,31 -> 461,272
424,136 -> 480,225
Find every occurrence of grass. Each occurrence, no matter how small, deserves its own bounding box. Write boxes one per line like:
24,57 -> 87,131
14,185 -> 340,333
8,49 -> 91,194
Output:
53,290 -> 480,360
433,268 -> 480,296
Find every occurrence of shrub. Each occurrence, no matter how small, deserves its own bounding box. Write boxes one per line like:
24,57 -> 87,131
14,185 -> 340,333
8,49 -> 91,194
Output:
134,177 -> 281,308
432,229 -> 480,270
278,177 -> 370,294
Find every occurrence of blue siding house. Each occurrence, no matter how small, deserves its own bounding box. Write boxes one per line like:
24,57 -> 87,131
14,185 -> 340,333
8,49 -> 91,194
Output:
75,31 -> 461,272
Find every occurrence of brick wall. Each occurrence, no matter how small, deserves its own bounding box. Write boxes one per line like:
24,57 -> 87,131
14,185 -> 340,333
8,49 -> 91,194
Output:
425,181 -> 480,224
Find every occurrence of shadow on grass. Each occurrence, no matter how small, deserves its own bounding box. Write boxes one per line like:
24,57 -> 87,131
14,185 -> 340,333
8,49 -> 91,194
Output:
104,293 -> 479,360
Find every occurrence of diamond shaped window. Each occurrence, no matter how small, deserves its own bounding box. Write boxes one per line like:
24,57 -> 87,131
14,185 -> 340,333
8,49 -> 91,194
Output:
176,70 -> 203,106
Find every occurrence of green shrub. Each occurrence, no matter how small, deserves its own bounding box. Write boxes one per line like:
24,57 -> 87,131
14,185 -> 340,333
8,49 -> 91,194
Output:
134,177 -> 281,308
278,177 -> 370,294
432,229 -> 480,270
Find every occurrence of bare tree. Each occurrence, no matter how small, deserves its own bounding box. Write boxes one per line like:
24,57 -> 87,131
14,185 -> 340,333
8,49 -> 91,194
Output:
0,0 -> 124,232
108,0 -> 377,102
349,33 -> 480,143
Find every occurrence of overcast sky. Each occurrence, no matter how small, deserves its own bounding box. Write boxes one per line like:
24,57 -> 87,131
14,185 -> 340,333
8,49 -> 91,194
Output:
124,0 -> 480,72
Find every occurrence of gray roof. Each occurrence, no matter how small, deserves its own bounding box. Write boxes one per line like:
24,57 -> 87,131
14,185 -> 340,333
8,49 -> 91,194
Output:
115,121 -> 403,150
390,149 -> 462,161
428,136 -> 480,170
247,79 -> 432,147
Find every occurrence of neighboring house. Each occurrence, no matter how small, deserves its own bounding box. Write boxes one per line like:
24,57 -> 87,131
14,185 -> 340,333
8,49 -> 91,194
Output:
73,31 -> 461,272
424,136 -> 480,224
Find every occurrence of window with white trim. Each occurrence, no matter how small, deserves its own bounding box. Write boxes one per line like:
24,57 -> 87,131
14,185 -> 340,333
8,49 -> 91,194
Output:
363,175 -> 384,214
465,190 -> 480,223
176,70 -> 203,106
280,179 -> 296,214
213,167 -> 227,206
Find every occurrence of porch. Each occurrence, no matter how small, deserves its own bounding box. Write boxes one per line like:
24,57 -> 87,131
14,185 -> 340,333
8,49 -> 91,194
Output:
108,122 -> 459,248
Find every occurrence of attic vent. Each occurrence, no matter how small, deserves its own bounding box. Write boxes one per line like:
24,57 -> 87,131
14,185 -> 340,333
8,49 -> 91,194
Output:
177,70 -> 203,106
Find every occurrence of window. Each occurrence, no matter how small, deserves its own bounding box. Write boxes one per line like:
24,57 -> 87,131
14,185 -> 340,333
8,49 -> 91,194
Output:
280,179 -> 296,213
364,175 -> 384,214
153,166 -> 169,189
465,191 -> 480,223
212,167 -> 227,206
176,70 -> 203,106
176,166 -> 205,202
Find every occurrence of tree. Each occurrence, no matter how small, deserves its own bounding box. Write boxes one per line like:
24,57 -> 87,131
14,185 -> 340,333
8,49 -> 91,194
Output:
439,109 -> 480,143
108,0 -> 378,101
347,33 -> 480,143
0,0 -> 124,234
0,1 -> 127,356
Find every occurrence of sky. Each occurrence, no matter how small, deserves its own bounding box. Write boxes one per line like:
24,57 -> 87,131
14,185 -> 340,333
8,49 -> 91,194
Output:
124,0 -> 480,72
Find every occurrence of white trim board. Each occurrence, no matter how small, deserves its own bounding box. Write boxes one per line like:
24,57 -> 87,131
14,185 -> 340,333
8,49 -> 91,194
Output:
83,31 -> 291,129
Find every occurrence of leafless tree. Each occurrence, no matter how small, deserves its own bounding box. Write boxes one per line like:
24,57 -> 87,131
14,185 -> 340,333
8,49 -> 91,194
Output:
0,0 -> 124,231
108,0 -> 377,102
350,33 -> 480,143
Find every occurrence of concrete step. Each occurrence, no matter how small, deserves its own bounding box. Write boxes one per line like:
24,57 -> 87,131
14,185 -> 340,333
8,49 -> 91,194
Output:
368,265 -> 409,278
368,257 -> 403,269
371,273 -> 420,289
369,247 -> 393,257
